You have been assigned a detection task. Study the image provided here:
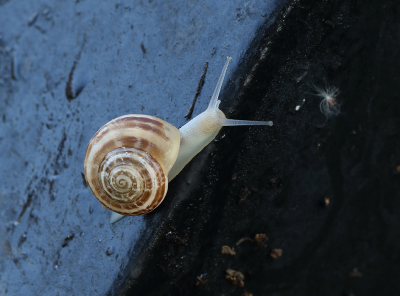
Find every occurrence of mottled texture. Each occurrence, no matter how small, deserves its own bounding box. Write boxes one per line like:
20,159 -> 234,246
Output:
0,0 -> 279,295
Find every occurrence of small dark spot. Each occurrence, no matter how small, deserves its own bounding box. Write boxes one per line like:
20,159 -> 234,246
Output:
325,20 -> 335,28
12,258 -> 20,267
296,18 -> 308,26
106,246 -> 115,256
89,205 -> 93,214
211,47 -> 216,57
18,191 -> 35,222
140,43 -> 147,54
348,268 -> 363,278
65,44 -> 85,101
18,233 -> 27,247
165,231 -> 187,247
268,177 -> 282,188
49,180 -> 54,195
53,132 -> 67,169
81,172 -> 88,188
33,25 -> 46,34
73,84 -> 84,99
196,273 -> 210,287
238,187 -> 251,204
28,12 -> 39,26
62,233 -> 75,247
11,59 -> 16,80
29,209 -> 38,224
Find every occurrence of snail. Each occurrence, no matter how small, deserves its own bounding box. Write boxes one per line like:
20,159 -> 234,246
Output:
84,57 -> 273,223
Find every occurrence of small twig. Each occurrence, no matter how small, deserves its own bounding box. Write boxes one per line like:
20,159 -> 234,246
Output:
236,237 -> 253,246
184,62 -> 208,119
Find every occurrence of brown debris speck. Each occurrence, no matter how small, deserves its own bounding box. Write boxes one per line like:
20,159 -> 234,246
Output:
396,165 -> 400,173
323,196 -> 330,207
349,268 -> 363,278
270,248 -> 283,259
165,231 -> 187,247
325,20 -> 335,28
238,187 -> 252,204
62,233 -> 75,248
254,234 -> 268,244
225,269 -> 245,287
196,273 -> 210,286
254,233 -> 268,248
140,43 -> 147,54
236,233 -> 269,248
242,292 -> 253,296
236,237 -> 253,246
221,245 -> 236,255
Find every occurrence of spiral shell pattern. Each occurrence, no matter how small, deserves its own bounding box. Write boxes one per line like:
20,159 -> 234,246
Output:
84,115 -> 181,216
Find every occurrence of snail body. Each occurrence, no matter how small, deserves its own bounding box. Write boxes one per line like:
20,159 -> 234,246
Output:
84,57 -> 273,223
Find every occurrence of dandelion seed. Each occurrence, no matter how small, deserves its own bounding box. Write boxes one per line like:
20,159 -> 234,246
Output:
309,84 -> 341,119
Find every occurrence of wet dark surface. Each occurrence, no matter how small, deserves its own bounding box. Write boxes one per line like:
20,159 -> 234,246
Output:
1,0 -> 400,295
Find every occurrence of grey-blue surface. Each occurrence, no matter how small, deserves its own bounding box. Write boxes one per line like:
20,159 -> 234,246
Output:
0,0 -> 279,294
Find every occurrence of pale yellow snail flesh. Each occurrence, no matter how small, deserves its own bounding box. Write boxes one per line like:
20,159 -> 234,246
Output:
84,57 -> 273,223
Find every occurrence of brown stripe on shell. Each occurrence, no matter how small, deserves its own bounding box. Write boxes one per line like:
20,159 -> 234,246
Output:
114,116 -> 169,141
145,171 -> 166,211
119,115 -> 164,127
88,137 -> 164,179
86,115 -> 168,149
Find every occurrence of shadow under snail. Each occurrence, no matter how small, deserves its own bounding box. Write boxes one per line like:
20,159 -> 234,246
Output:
84,57 -> 273,223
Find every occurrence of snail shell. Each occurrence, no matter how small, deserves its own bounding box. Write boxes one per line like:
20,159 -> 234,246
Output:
84,115 -> 181,216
